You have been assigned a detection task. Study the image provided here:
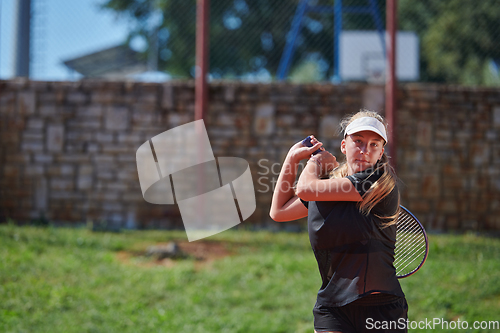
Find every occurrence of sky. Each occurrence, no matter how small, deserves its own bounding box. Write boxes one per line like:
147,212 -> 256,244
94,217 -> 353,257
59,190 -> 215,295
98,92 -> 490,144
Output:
1,0 -> 131,80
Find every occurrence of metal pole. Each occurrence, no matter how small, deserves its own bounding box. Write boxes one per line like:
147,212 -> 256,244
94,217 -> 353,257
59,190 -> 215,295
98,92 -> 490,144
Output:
276,0 -> 309,80
14,0 -> 31,77
385,0 -> 397,169
195,0 -> 209,121
333,0 -> 342,82
148,2 -> 159,73
194,0 -> 210,231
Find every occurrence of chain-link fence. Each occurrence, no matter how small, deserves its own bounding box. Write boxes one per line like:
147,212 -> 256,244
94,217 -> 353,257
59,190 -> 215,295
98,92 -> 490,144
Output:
398,0 -> 500,86
0,0 -> 131,80
1,0 -> 500,85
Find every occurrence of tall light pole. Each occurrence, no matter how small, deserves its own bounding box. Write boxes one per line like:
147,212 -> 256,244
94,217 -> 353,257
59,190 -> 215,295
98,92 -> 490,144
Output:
14,0 -> 31,77
386,0 -> 397,169
195,0 -> 209,121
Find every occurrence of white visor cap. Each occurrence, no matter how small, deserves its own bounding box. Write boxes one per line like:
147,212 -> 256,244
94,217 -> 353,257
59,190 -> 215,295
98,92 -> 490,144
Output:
344,117 -> 388,144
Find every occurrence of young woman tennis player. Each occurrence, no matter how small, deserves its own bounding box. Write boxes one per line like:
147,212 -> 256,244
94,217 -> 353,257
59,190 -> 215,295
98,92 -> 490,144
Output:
270,110 -> 408,333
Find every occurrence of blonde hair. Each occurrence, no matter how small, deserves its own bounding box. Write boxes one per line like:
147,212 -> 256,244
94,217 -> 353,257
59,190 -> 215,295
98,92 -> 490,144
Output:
331,109 -> 400,227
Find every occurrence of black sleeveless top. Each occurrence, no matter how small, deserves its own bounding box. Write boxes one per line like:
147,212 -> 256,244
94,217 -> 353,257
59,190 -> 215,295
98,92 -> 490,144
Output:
301,165 -> 405,307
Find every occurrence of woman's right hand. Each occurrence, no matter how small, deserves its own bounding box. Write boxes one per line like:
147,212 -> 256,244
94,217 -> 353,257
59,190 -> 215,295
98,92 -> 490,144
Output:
287,135 -> 324,162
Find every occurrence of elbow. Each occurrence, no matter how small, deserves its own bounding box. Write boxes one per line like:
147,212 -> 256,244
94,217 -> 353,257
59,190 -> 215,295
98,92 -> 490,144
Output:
295,182 -> 312,201
269,210 -> 284,222
295,186 -> 305,200
269,209 -> 291,222
295,180 -> 305,198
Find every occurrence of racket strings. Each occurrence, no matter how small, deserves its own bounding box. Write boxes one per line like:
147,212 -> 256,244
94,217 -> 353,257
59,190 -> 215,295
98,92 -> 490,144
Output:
394,211 -> 427,277
395,222 -> 425,263
396,215 -> 423,255
396,216 -> 424,253
395,242 -> 424,273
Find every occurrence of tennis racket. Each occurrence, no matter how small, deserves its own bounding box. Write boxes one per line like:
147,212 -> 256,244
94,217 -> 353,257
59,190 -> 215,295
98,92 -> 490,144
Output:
395,206 -> 429,278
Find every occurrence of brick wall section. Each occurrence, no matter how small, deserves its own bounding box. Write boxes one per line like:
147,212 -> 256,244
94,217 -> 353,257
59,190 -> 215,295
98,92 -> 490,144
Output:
397,84 -> 500,231
1,79 -> 499,231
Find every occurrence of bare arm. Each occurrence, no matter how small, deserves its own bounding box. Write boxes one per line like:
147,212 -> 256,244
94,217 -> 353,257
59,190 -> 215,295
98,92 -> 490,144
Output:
296,153 -> 362,202
270,138 -> 323,222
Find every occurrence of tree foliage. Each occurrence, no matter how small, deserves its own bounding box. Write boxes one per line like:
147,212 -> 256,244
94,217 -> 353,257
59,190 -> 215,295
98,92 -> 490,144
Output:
102,0 -> 500,84
100,0 -> 384,80
399,0 -> 500,85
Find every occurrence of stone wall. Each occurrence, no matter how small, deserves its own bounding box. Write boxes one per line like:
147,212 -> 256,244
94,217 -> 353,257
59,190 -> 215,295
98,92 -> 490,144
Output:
0,79 -> 499,231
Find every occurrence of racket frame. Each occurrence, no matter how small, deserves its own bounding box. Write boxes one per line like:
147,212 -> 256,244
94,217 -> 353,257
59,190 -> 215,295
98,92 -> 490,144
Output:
395,205 -> 429,279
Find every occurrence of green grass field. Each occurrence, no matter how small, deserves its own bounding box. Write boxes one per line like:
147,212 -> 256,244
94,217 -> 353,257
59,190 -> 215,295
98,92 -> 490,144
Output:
1,223 -> 499,333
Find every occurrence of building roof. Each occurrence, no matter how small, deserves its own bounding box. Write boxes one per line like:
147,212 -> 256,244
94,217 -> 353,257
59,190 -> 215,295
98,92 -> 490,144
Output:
63,44 -> 148,78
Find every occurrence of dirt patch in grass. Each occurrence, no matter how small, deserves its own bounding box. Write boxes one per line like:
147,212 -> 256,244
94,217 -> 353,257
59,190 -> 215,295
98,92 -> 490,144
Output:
116,240 -> 235,269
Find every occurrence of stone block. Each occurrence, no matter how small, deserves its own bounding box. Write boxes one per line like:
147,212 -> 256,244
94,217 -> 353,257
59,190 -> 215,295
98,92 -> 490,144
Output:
137,91 -> 157,106
161,84 -> 174,109
117,154 -> 136,163
22,141 -> 44,152
95,192 -> 119,201
46,125 -> 64,152
92,91 -> 116,104
86,143 -> 100,153
122,193 -> 144,202
94,133 -> 114,143
34,154 -> 54,164
494,106 -> 500,127
93,154 -> 115,164
67,92 -> 88,104
26,118 -> 44,130
362,86 -> 384,112
254,103 -> 275,136
102,202 -> 122,212
5,153 -> 31,163
39,105 -> 57,116
96,169 -> 115,180
67,118 -> 101,130
50,179 -> 74,191
23,131 -> 44,141
168,113 -> 190,128
67,132 -> 92,142
47,165 -> 74,177
78,165 -> 94,190
117,169 -> 138,181
35,177 -> 48,210
65,143 -> 85,153
445,216 -> 460,230
3,165 -> 21,178
470,144 -> 490,167
416,121 -> 432,147
0,91 -> 16,108
49,191 -> 82,200
224,85 -> 236,103
132,110 -> 155,125
105,106 -> 130,130
106,183 -> 129,191
24,165 -> 44,176
276,115 -> 295,129
57,154 -> 91,163
117,133 -> 143,144
102,145 -> 131,154
17,91 -> 36,115
77,105 -> 103,117
319,115 -> 340,139
421,174 -> 440,198
210,128 -> 238,138
216,114 -> 236,127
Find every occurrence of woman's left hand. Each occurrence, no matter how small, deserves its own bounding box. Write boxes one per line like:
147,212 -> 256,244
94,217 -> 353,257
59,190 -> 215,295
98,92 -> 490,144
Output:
309,151 -> 339,177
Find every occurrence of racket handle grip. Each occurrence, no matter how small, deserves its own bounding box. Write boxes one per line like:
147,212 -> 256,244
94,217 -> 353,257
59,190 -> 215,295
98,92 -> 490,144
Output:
302,136 -> 322,155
